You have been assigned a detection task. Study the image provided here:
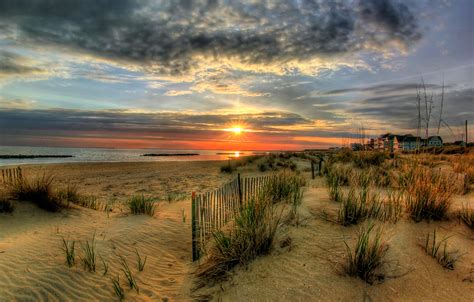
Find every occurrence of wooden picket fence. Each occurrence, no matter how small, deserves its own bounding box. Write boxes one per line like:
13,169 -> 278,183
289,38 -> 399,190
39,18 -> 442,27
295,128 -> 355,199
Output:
191,173 -> 272,261
1,166 -> 23,185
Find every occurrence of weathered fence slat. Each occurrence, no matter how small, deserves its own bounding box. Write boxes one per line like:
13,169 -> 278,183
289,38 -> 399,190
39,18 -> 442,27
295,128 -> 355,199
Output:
191,173 -> 273,261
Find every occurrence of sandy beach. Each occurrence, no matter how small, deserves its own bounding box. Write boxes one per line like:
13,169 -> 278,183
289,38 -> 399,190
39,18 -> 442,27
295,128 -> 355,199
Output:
1,159 -> 473,301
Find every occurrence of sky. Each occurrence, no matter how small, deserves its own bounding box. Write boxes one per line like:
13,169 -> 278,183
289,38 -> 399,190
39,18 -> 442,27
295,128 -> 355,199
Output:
0,0 -> 473,151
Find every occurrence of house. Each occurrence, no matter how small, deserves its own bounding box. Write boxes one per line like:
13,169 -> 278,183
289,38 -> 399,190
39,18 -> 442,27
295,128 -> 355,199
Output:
399,136 -> 423,151
426,136 -> 443,147
372,133 -> 437,152
374,133 -> 407,152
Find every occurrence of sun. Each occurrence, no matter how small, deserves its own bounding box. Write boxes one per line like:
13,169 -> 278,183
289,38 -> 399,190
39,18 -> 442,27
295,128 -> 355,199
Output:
231,127 -> 242,135
224,125 -> 245,135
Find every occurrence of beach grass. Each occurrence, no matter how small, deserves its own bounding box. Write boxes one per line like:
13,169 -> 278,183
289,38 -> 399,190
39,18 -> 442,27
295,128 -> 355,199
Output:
128,195 -> 156,216
81,233 -> 97,272
424,229 -> 460,270
135,249 -> 147,272
459,204 -> 474,229
119,256 -> 139,293
8,174 -> 65,212
112,276 -> 125,301
263,170 -> 306,204
402,165 -> 457,221
61,238 -> 76,267
337,184 -> 403,226
344,222 -> 388,284
100,255 -> 109,276
195,192 -> 280,288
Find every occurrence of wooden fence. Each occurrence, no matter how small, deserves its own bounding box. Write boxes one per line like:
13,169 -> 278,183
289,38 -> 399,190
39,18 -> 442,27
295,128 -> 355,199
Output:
191,173 -> 272,261
1,167 -> 23,185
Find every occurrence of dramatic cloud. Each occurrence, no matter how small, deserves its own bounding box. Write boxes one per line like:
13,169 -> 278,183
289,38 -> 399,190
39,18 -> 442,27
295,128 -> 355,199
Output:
0,51 -> 45,78
0,0 -> 422,76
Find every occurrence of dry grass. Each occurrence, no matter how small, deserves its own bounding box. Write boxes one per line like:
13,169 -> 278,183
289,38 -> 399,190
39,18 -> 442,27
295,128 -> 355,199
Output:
263,170 -> 306,204
337,186 -> 403,226
452,153 -> 474,193
401,165 -> 458,221
424,229 -> 461,270
459,204 -> 474,229
7,174 -> 66,212
344,222 -> 389,284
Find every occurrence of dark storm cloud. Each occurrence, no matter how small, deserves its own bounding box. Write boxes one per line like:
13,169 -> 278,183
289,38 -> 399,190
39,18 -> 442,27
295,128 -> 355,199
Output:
0,0 -> 422,74
0,51 -> 44,76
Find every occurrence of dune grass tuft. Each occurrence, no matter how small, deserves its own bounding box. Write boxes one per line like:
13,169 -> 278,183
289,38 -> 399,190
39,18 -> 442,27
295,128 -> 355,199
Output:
344,222 -> 388,284
263,170 -> 306,204
62,238 -> 76,267
337,186 -> 402,226
81,233 -> 97,272
459,204 -> 474,229
8,174 -> 65,212
195,192 -> 280,288
402,166 -> 457,222
128,195 -> 156,216
112,276 -> 125,301
100,255 -> 109,276
135,249 -> 147,272
119,256 -> 139,293
424,229 -> 460,270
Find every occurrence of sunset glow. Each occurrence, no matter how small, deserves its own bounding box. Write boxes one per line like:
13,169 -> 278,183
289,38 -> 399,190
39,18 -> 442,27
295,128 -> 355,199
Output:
0,1 -> 472,150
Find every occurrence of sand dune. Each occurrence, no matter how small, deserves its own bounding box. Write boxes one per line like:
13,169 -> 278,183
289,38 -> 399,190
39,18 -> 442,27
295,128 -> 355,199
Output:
1,160 -> 473,301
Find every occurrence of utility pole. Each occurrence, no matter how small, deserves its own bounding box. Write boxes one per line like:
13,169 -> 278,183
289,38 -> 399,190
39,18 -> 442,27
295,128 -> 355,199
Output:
466,120 -> 468,144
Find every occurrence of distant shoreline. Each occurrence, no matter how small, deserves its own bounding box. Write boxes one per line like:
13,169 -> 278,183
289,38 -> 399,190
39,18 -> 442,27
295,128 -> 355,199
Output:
0,155 -> 74,159
142,153 -> 199,157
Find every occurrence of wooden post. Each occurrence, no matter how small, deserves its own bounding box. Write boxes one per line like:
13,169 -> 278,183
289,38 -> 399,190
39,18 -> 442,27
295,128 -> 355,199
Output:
311,161 -> 315,179
318,159 -> 323,176
191,192 -> 199,261
237,173 -> 242,207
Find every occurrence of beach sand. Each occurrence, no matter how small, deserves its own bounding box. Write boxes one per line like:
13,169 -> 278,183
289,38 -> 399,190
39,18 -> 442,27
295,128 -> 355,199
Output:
1,160 -> 473,301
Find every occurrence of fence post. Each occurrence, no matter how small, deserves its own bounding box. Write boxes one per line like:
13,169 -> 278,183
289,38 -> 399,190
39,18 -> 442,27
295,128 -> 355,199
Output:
237,173 -> 242,206
191,191 -> 199,261
311,161 -> 315,179
318,159 -> 323,176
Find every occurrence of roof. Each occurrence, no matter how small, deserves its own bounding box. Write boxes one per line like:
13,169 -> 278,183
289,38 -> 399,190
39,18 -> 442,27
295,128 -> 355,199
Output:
428,136 -> 442,141
402,136 -> 421,142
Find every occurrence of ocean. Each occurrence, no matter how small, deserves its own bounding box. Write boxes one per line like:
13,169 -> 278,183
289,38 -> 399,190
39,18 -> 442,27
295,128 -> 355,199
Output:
0,146 -> 257,166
